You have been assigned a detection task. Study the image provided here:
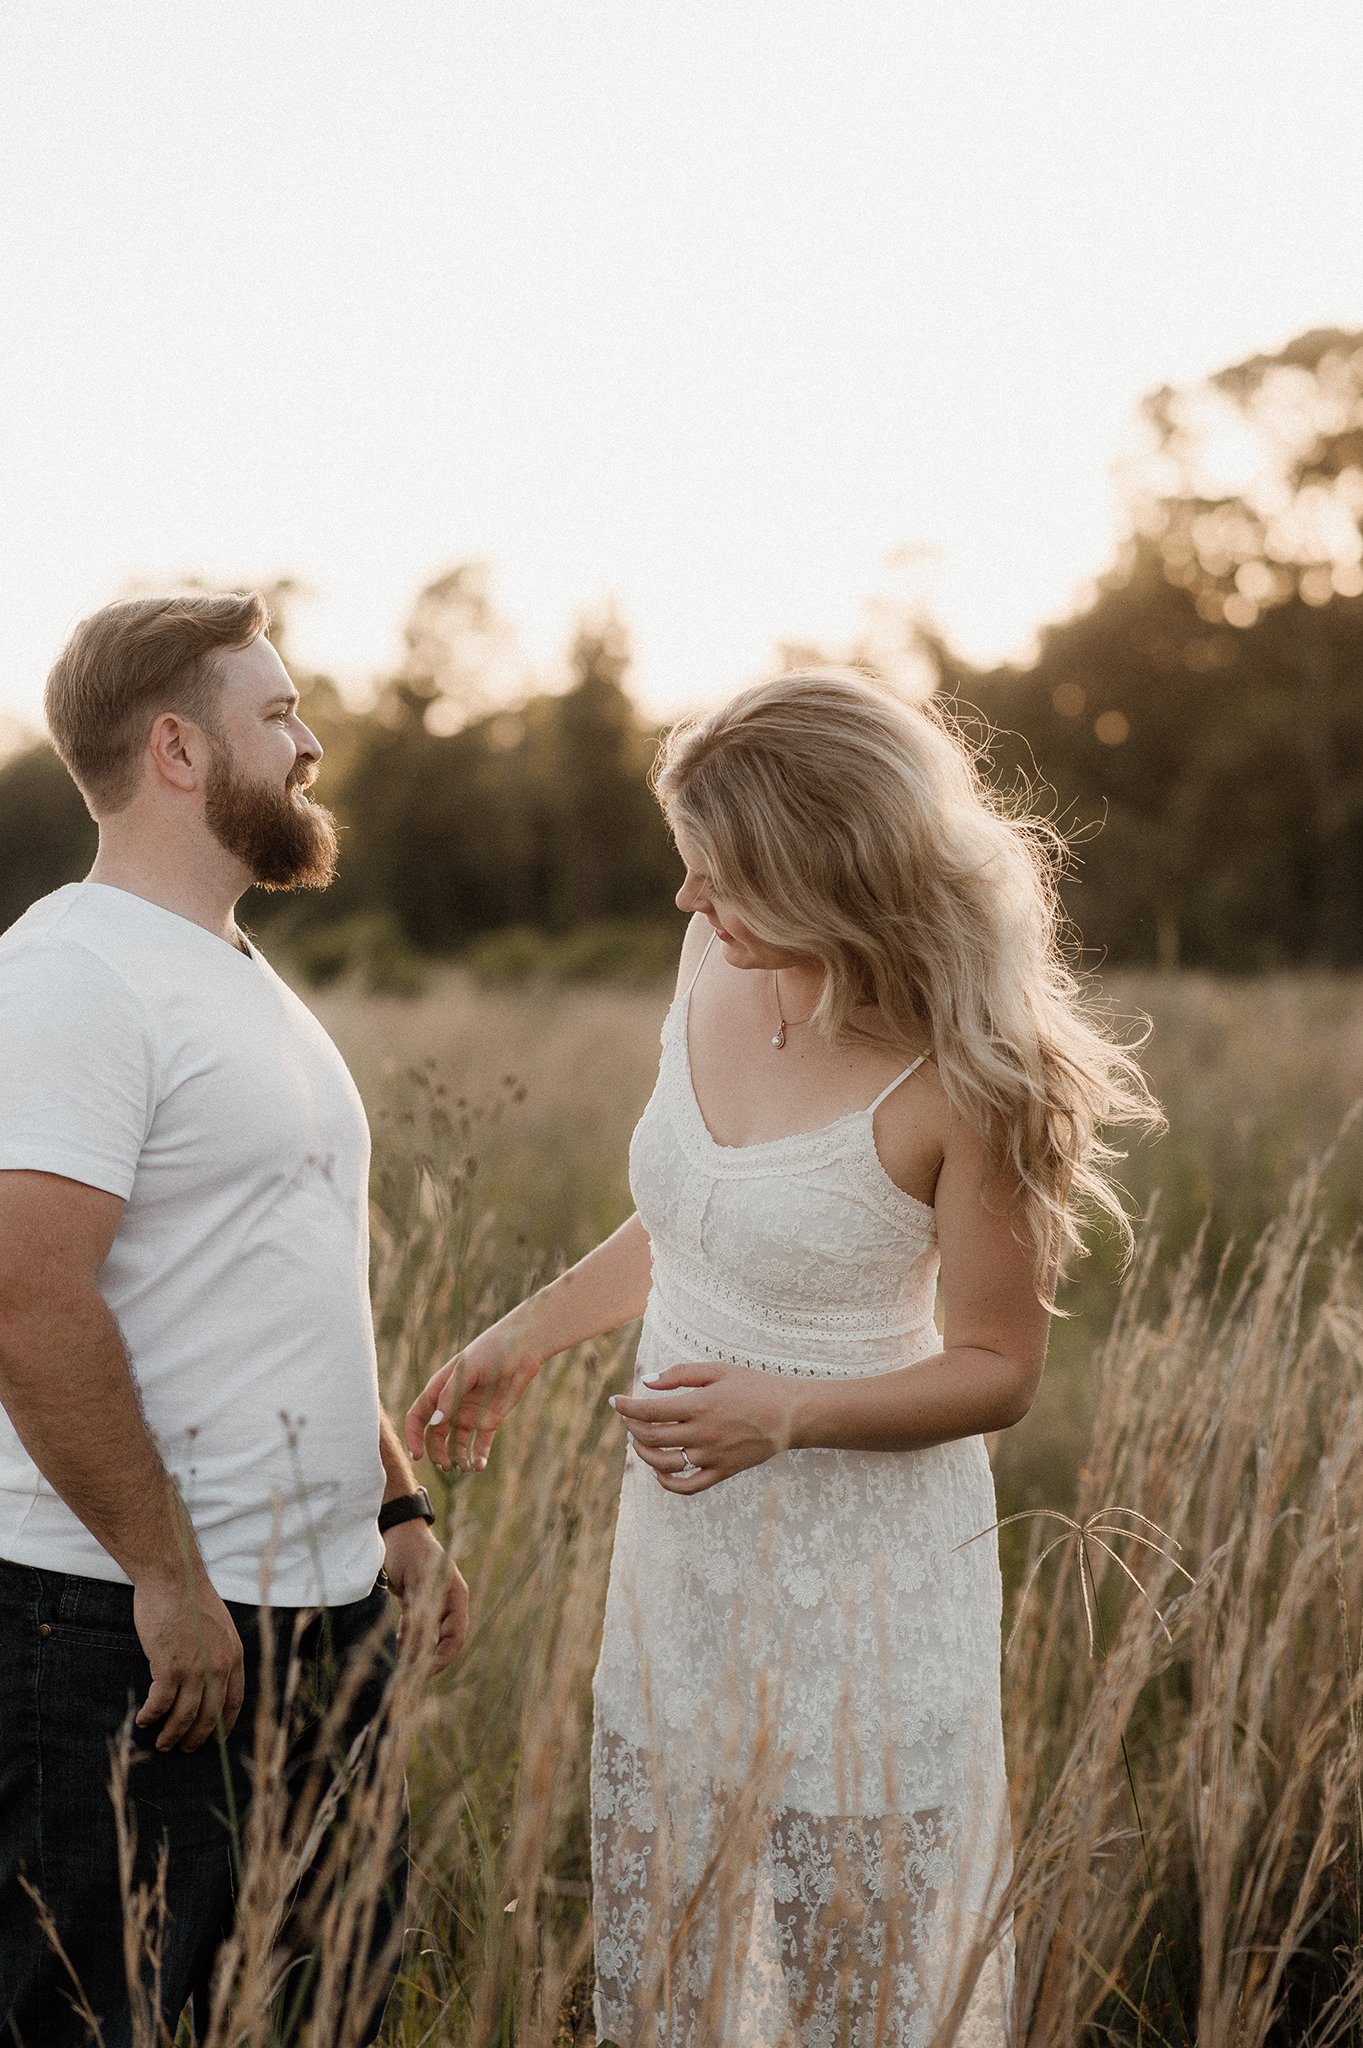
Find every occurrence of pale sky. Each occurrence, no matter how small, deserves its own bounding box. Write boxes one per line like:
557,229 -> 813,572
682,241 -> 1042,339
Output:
2,0 -> 1361,738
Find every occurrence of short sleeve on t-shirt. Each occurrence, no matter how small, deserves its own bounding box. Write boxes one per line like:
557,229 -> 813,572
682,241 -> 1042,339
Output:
0,941 -> 157,1200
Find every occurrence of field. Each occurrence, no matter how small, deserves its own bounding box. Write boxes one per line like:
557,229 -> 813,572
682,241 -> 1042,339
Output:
318,967 -> 1363,1524
113,968 -> 1363,2045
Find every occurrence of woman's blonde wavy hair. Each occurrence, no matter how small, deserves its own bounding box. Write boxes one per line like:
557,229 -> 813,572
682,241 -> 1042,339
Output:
652,666 -> 1162,1299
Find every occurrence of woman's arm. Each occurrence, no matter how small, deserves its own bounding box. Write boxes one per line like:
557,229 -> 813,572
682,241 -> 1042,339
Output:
408,918 -> 706,1474
613,1111 -> 1050,1489
515,1210 -> 655,1361
406,1210 -> 654,1472
794,1111 -> 1050,1449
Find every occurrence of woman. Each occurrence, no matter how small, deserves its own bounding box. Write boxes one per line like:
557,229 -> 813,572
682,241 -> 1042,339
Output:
407,668 -> 1158,2046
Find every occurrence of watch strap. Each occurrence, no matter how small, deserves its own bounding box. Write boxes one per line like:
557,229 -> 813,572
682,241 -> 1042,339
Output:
378,1486 -> 435,1534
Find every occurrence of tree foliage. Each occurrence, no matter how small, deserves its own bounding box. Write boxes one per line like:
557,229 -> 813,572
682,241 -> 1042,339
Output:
2,330 -> 1360,971
299,599 -> 678,954
940,327 -> 1363,967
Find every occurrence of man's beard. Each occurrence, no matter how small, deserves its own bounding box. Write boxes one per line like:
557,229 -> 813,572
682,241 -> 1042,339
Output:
203,746 -> 339,892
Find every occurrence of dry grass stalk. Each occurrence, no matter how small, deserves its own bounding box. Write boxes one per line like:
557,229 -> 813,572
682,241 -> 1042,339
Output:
23,990 -> 1363,2044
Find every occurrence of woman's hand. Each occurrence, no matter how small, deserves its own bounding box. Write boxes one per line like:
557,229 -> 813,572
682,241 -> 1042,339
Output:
610,1361 -> 800,1494
405,1314 -> 545,1473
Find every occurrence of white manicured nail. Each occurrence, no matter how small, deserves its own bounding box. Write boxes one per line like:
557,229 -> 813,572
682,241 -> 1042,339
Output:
642,1372 -> 664,1386
429,1410 -> 444,1427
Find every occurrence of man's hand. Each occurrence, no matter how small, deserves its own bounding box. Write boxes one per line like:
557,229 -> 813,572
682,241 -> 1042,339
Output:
0,1171 -> 241,1738
381,1520 -> 469,1673
133,1571 -> 246,1752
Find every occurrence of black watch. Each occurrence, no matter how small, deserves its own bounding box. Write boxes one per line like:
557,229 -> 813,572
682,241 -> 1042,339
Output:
378,1486 -> 435,1535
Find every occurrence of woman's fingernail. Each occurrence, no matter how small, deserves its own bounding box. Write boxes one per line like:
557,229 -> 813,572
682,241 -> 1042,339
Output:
642,1372 -> 664,1386
430,1410 -> 445,1427
608,1396 -> 618,1409
476,1456 -> 487,1471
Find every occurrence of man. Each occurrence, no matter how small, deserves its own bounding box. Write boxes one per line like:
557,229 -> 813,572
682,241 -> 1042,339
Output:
0,592 -> 468,2046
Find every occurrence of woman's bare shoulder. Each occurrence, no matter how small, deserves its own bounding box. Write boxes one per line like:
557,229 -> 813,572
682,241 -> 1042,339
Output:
872,1052 -> 952,1202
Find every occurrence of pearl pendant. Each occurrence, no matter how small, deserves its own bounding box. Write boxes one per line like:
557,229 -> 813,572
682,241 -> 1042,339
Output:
771,1026 -> 786,1049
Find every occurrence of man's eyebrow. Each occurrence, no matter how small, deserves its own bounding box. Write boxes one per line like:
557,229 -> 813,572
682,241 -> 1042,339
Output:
262,691 -> 300,712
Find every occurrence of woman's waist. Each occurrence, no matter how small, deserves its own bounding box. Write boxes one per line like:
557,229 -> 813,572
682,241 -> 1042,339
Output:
642,1269 -> 939,1381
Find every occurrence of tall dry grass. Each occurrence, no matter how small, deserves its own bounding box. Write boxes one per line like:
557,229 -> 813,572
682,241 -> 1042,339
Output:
50,970 -> 1363,2042
997,1166 -> 1363,2044
370,1051 -> 1363,2047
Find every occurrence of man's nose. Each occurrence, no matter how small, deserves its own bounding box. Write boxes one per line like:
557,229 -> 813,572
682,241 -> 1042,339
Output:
295,720 -> 323,764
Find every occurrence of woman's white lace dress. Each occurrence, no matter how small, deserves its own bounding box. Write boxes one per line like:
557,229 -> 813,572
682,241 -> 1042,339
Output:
591,952 -> 1014,2047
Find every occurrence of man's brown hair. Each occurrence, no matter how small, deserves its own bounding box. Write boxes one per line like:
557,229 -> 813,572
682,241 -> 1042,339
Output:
45,590 -> 271,816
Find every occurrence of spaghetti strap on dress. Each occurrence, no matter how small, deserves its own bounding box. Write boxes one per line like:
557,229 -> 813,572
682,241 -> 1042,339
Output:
591,964 -> 1014,2046
682,925 -> 718,996
867,1048 -> 931,1113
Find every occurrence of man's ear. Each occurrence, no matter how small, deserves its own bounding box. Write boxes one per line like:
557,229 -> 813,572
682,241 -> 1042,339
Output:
147,713 -> 212,794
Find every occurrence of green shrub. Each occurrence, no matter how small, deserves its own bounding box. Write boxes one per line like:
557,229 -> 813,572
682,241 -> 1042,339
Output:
548,919 -> 682,983
458,925 -> 548,985
461,919 -> 681,986
287,913 -> 430,996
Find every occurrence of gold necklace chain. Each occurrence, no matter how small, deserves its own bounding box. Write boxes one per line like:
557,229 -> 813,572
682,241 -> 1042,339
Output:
771,968 -> 816,1050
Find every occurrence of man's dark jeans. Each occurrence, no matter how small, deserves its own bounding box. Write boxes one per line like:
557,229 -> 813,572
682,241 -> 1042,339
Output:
0,1559 -> 407,2048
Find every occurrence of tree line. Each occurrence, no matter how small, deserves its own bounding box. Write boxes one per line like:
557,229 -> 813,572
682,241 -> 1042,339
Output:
2,326 -> 1361,974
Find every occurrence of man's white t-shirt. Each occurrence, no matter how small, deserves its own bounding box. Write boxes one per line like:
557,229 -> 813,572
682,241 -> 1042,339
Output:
0,883 -> 385,1607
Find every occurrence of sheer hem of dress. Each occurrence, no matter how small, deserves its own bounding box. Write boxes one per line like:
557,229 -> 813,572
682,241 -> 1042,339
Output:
592,1727 -> 1012,2048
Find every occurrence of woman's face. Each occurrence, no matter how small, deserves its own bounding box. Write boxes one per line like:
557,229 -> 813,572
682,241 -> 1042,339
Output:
673,825 -> 778,970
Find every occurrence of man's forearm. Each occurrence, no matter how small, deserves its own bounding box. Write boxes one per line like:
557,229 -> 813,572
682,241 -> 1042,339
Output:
0,1288 -> 201,1584
378,1406 -> 419,1502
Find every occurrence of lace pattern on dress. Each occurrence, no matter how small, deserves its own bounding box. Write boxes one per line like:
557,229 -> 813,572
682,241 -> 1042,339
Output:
591,973 -> 1015,2045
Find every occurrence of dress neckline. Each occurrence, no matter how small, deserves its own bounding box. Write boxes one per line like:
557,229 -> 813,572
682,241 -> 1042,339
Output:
672,983 -> 936,1223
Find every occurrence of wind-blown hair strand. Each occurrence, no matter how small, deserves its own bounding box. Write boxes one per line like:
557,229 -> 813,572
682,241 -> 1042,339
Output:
652,666 -> 1162,1298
